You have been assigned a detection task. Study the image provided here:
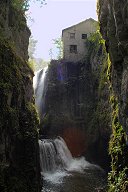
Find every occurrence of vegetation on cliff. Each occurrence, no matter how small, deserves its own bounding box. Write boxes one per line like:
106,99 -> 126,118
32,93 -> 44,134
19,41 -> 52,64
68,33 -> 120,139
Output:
85,31 -> 111,169
12,0 -> 45,12
98,0 -> 128,190
0,1 -> 40,191
107,59 -> 128,192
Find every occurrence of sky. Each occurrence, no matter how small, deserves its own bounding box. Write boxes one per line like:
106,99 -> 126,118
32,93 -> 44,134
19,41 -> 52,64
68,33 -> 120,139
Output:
27,0 -> 97,61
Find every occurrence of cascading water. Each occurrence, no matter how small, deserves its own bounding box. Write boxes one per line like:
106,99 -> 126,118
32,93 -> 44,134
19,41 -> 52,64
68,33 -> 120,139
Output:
39,137 -> 73,174
33,66 -> 48,118
39,137 -> 107,191
33,68 -> 107,191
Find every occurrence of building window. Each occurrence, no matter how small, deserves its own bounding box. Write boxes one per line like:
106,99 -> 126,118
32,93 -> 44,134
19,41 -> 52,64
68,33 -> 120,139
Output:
82,34 -> 87,39
70,33 -> 75,39
70,45 -> 77,53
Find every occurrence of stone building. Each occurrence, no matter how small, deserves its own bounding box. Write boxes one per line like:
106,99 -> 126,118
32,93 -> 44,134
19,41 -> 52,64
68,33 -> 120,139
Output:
62,18 -> 97,62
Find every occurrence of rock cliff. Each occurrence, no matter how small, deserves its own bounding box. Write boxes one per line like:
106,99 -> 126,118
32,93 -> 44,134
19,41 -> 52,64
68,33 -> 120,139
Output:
98,0 -> 128,191
38,32 -> 111,169
0,1 -> 40,191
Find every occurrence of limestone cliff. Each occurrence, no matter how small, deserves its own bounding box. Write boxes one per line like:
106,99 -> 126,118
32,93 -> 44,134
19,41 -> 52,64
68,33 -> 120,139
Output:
98,0 -> 128,191
0,1 -> 40,191
38,32 -> 111,169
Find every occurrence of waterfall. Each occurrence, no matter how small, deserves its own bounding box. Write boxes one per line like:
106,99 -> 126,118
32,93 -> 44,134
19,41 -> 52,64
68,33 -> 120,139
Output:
39,137 -> 73,174
40,137 -> 106,191
39,136 -> 100,179
33,66 -> 48,118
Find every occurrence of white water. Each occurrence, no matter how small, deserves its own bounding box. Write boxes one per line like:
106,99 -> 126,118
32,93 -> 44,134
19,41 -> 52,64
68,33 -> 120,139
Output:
39,137 -> 102,184
33,67 -> 107,191
33,66 -> 48,118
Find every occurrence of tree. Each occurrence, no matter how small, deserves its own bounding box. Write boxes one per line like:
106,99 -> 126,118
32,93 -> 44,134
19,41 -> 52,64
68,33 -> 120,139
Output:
28,36 -> 48,71
49,48 -> 53,60
12,0 -> 46,11
32,58 -> 48,72
53,37 -> 63,60
28,36 -> 38,60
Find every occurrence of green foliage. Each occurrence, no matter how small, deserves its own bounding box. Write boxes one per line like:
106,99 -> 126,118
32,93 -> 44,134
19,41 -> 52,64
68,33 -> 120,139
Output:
12,0 -> 46,12
107,58 -> 128,191
28,36 -> 48,71
84,30 -> 105,64
107,56 -> 112,82
28,59 -> 35,70
28,36 -> 38,60
108,167 -> 128,192
29,58 -> 48,72
98,54 -> 109,92
85,30 -> 110,141
53,37 -> 63,60
87,30 -> 105,48
12,0 -> 29,11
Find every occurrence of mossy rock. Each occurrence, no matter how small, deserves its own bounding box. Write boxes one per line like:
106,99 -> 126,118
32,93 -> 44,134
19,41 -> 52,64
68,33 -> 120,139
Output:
0,39 -> 40,191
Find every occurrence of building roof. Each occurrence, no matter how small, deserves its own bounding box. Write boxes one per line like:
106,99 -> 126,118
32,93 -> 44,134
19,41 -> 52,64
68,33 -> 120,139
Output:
62,18 -> 97,36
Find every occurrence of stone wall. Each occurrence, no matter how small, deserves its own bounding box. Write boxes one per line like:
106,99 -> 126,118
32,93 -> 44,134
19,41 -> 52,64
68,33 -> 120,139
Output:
62,18 -> 97,62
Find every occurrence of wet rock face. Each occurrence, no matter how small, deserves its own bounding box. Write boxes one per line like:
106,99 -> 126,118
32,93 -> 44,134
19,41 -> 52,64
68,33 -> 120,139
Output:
42,60 -> 93,157
39,38 -> 111,168
98,0 -> 128,190
0,1 -> 40,191
98,0 -> 128,133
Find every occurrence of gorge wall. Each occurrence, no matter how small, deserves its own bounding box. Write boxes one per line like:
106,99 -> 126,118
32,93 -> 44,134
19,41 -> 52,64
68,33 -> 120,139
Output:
0,1 -> 40,191
38,32 -> 111,169
98,0 -> 128,191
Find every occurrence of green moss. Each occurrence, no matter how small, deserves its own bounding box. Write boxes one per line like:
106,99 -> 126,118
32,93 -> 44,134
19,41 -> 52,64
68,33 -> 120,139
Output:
107,56 -> 112,82
107,63 -> 128,191
0,38 -> 40,191
88,34 -> 110,130
0,1 -> 40,190
20,102 -> 39,137
88,30 -> 105,46
98,54 -> 109,92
